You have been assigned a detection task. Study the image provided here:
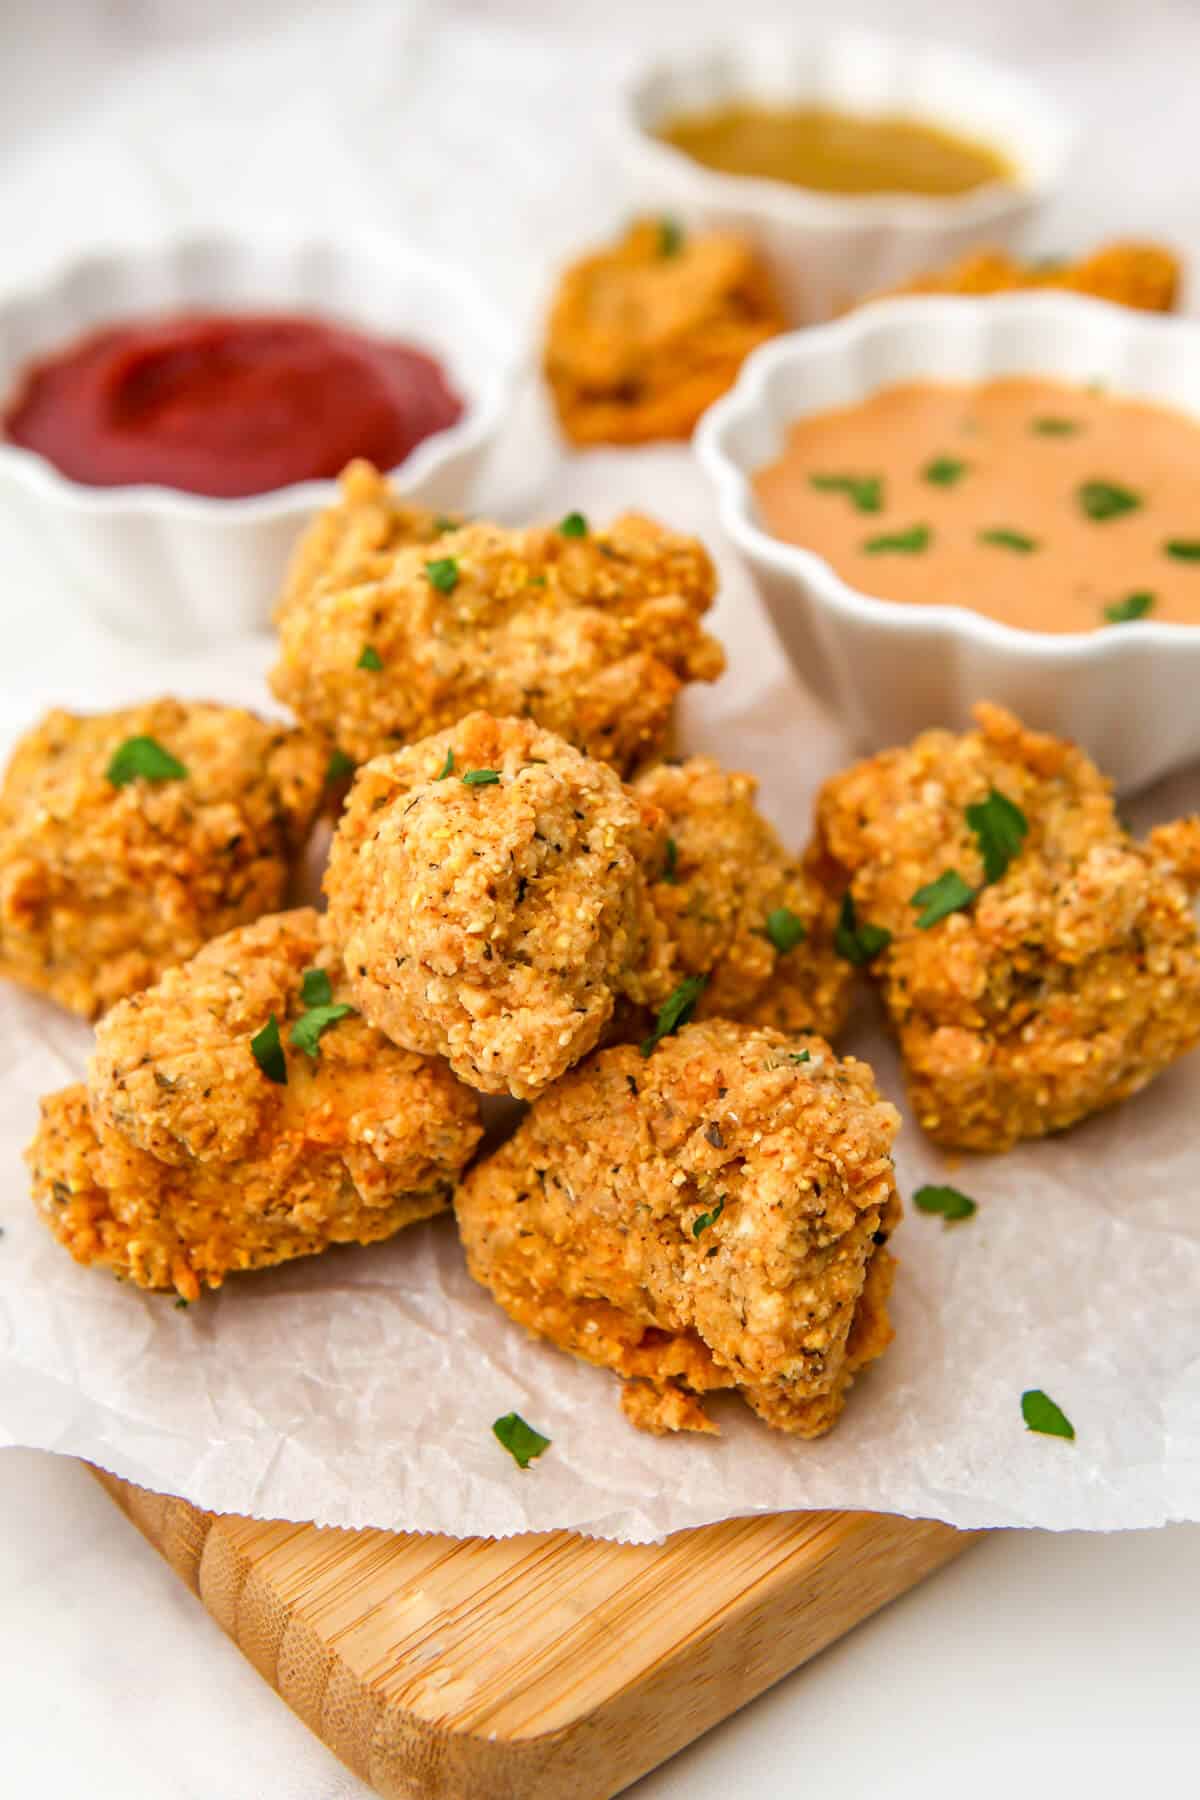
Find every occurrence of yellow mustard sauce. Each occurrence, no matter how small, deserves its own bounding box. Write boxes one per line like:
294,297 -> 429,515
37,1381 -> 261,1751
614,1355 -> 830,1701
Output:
657,102 -> 1015,197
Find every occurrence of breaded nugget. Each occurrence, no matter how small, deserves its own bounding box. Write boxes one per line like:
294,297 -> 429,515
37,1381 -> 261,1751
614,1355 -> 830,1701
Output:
874,239 -> 1180,312
270,503 -> 723,776
455,1018 -> 900,1436
0,699 -> 325,1018
809,702 -> 1200,1150
27,909 -> 481,1298
325,713 -> 675,1099
543,218 -> 786,446
278,458 -> 459,621
634,755 -> 851,1039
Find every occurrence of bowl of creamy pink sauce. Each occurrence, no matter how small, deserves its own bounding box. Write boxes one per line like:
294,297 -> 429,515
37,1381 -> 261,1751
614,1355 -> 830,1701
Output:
695,292 -> 1200,791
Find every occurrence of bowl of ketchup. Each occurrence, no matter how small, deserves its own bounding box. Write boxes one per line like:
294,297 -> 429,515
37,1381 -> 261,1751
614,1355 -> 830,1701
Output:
0,230 -> 518,642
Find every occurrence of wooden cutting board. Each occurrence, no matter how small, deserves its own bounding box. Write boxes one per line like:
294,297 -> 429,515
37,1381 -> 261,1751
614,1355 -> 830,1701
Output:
93,1468 -> 978,1800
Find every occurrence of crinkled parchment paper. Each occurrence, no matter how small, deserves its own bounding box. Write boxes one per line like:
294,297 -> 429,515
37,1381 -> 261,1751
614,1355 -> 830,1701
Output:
1,448 -> 1198,1540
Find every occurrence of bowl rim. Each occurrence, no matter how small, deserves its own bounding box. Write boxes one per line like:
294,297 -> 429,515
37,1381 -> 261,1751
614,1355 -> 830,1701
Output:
619,28 -> 1076,232
0,224 -> 520,524
694,290 -> 1200,660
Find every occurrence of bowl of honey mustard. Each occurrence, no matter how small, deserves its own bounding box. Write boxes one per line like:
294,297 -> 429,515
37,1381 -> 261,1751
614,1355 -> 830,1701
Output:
696,293 -> 1200,792
620,32 -> 1074,323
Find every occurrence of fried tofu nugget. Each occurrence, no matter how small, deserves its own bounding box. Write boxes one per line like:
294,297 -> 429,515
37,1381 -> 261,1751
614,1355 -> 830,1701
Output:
27,909 -> 482,1298
325,714 -> 676,1099
873,239 -> 1181,312
455,1019 -> 900,1436
809,702 -> 1200,1151
270,502 -> 723,777
543,218 -> 786,446
634,756 -> 851,1039
0,700 -> 325,1018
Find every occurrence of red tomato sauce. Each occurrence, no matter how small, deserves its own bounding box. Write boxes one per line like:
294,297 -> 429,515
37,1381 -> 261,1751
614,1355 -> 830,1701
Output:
1,312 -> 464,498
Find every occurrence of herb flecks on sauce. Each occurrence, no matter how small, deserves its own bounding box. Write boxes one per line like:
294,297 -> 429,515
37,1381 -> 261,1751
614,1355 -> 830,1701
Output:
863,524 -> 930,554
978,527 -> 1038,553
923,456 -> 968,486
1078,480 -> 1141,523
810,472 -> 883,513
1104,591 -> 1155,624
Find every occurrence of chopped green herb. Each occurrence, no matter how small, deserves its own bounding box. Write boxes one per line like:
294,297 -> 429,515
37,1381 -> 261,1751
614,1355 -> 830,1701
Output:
657,217 -> 684,258
663,836 -> 679,884
432,514 -> 457,534
911,870 -> 975,929
1078,480 -> 1140,522
559,511 -> 588,538
435,747 -> 455,780
1031,416 -> 1080,436
492,1412 -> 551,1469
1104,591 -> 1155,624
923,456 -> 967,487
462,768 -> 501,787
978,528 -> 1038,552
105,736 -> 188,787
863,524 -> 930,554
809,472 -> 883,514
357,644 -> 383,671
966,789 -> 1029,885
250,1014 -> 287,1085
834,893 -> 891,966
913,1183 -> 977,1224
527,574 -> 547,587
291,1001 -> 356,1059
1165,539 -> 1200,561
640,974 -> 707,1056
788,1048 -> 812,1064
300,968 -> 333,1008
425,556 -> 460,593
764,906 -> 807,954
1021,1389 -> 1075,1440
174,1297 -> 189,1309
325,748 -> 356,786
692,1197 -> 725,1238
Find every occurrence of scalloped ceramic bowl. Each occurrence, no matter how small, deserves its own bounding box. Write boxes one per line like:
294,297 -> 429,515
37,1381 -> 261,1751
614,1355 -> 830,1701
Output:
619,33 -> 1075,322
696,293 -> 1200,793
0,230 -> 519,644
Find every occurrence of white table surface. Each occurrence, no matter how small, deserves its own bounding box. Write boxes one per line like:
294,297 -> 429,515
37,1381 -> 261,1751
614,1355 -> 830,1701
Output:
3,1 -> 1200,1794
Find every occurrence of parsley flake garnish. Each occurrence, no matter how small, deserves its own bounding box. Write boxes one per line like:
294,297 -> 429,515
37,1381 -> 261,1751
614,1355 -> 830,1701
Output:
764,906 -> 807,954
492,1412 -> 551,1469
425,556 -> 460,593
250,1014 -> 287,1085
1031,416 -> 1080,436
1104,591 -> 1155,624
657,217 -> 685,258
978,528 -> 1037,552
834,893 -> 891,966
106,736 -> 188,787
640,974 -> 707,1056
462,768 -> 501,787
300,968 -> 333,1007
559,511 -> 588,538
663,836 -> 680,884
788,1048 -> 811,1063
432,514 -> 457,534
1021,1389 -> 1075,1440
914,1182 -> 977,1224
923,456 -> 967,487
863,524 -> 930,554
435,747 -> 455,780
291,1002 -> 356,1059
1078,480 -> 1140,522
966,788 -> 1029,885
692,1197 -> 725,1238
174,1297 -> 189,1309
357,644 -> 383,671
911,870 -> 975,929
325,748 -> 355,785
809,473 -> 883,514
1165,539 -> 1200,561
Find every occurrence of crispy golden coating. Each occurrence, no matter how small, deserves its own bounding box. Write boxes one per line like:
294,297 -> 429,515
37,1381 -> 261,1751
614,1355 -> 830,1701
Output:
27,909 -> 482,1298
455,1018 -> 900,1436
872,240 -> 1181,312
543,219 -> 787,446
0,700 -> 325,1019
809,702 -> 1200,1151
270,501 -> 723,777
634,756 -> 851,1039
325,714 -> 676,1099
277,458 -> 459,622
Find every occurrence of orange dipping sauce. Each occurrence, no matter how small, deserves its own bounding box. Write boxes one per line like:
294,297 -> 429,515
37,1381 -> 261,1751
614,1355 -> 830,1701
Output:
753,377 -> 1200,632
2,312 -> 463,498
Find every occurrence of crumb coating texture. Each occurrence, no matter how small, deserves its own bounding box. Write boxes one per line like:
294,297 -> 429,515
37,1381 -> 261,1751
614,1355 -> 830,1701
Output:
27,909 -> 482,1297
878,239 -> 1180,311
810,701 -> 1200,1149
455,1019 -> 900,1436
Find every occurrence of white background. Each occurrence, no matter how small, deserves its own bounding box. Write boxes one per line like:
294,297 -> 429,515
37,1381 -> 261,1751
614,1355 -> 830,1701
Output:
2,1 -> 1198,1795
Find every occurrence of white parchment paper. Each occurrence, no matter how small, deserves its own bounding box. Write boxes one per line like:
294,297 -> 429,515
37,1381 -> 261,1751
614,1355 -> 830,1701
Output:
1,447 -> 1198,1540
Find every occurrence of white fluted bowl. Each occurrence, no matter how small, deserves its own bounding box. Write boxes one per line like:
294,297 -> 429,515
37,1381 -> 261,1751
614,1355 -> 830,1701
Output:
0,229 -> 519,644
696,293 -> 1200,793
619,32 -> 1075,322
